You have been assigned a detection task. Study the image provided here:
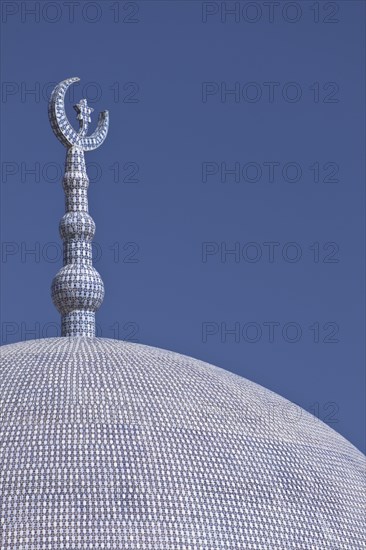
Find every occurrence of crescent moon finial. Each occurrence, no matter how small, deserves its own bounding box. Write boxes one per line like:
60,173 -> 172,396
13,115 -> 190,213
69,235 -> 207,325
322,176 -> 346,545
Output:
48,77 -> 109,151
49,78 -> 109,337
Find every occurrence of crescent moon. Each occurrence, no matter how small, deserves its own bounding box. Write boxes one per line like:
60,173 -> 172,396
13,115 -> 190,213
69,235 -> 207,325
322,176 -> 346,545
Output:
48,77 -> 109,151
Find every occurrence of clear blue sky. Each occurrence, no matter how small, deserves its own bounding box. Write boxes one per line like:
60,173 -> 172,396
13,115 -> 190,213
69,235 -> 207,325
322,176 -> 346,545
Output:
1,0 -> 365,453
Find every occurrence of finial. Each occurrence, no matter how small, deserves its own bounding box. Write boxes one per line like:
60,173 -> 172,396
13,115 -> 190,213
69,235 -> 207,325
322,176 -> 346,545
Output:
74,99 -> 94,137
48,77 -> 109,337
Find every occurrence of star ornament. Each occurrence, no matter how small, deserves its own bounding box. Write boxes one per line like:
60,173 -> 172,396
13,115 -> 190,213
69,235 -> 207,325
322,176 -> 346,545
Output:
74,98 -> 94,124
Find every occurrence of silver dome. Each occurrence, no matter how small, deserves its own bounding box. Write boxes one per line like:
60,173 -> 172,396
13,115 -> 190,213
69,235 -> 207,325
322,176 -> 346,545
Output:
0,337 -> 364,549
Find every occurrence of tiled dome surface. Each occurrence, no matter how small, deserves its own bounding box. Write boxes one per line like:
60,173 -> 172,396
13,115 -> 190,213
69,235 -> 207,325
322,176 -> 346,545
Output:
0,337 -> 365,549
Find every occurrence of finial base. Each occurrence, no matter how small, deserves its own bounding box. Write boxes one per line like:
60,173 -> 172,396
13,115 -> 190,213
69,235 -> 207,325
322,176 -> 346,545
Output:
62,310 -> 96,337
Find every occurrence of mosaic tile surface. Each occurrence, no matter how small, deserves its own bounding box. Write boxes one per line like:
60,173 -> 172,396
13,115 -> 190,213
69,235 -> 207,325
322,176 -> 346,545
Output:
0,337 -> 365,549
48,78 -> 109,338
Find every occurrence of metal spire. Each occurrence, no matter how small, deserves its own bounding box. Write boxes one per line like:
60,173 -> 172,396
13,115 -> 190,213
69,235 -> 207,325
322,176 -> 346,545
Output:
48,77 -> 109,337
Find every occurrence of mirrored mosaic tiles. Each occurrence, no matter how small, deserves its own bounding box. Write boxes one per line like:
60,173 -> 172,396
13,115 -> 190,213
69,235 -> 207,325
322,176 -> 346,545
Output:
49,78 -> 109,338
51,146 -> 104,337
0,337 -> 365,549
49,78 -> 109,152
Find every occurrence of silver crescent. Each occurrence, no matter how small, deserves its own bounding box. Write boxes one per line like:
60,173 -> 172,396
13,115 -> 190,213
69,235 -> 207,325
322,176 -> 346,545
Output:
48,77 -> 109,151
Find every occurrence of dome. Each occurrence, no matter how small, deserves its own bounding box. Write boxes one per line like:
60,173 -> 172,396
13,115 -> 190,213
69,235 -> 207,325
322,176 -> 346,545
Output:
0,337 -> 364,549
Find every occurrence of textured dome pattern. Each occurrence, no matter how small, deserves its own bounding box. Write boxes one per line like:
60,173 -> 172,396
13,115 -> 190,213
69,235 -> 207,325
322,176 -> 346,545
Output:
0,337 -> 365,549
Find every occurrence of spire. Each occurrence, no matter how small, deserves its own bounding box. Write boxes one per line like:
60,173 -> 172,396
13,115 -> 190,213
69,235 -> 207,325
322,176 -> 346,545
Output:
48,77 -> 109,337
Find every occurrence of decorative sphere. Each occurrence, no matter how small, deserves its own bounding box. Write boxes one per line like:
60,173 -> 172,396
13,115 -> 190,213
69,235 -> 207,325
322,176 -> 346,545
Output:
60,212 -> 96,241
51,265 -> 104,315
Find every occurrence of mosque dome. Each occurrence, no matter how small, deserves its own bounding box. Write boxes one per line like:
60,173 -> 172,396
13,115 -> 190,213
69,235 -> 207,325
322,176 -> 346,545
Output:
0,337 -> 365,549
1,78 -> 364,549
